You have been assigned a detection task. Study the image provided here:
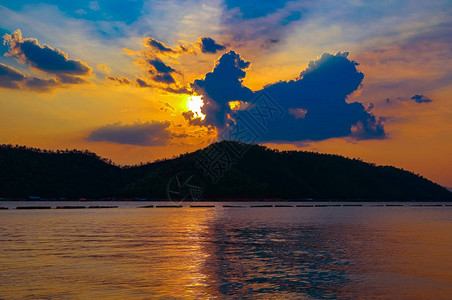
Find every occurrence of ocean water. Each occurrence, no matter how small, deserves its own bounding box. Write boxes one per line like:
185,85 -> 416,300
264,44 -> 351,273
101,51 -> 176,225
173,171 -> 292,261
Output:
0,202 -> 451,299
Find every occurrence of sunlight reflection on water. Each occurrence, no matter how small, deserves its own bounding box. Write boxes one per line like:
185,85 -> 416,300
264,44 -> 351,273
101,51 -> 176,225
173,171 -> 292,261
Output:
0,203 -> 451,299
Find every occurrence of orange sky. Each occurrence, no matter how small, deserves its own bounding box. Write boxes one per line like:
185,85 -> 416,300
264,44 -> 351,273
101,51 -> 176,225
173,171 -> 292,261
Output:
0,1 -> 451,187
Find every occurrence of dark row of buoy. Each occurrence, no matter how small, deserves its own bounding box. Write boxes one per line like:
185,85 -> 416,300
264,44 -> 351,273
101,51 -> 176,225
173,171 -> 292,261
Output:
134,203 -> 452,208
1,204 -> 450,210
6,205 -> 119,210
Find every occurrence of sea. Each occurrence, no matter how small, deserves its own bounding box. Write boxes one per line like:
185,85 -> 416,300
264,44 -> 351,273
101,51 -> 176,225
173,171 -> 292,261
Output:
1,201 -> 451,299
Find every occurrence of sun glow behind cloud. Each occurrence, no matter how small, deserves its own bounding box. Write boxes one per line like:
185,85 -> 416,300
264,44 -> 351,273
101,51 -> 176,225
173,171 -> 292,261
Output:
186,95 -> 205,120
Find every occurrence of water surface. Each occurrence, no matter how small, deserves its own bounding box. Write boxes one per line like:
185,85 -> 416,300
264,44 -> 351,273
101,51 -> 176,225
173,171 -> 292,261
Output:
1,202 -> 451,299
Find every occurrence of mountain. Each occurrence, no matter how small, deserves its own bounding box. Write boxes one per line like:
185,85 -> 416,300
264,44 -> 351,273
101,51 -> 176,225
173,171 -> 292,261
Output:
0,142 -> 450,201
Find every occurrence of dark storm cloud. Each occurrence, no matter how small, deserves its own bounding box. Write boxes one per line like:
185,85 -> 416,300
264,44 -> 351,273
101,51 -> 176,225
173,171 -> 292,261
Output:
200,37 -> 226,53
259,52 -> 385,141
189,51 -> 386,142
410,94 -> 432,103
0,63 -> 25,89
87,121 -> 171,146
3,29 -> 91,76
191,51 -> 253,127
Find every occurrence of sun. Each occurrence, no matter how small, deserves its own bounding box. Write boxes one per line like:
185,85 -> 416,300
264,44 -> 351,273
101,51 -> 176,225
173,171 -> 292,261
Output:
186,95 -> 206,120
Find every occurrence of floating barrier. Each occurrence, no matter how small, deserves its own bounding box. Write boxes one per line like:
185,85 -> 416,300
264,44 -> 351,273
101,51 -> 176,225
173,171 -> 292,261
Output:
87,206 -> 118,209
56,206 -> 86,209
16,206 -> 51,209
6,203 -> 449,210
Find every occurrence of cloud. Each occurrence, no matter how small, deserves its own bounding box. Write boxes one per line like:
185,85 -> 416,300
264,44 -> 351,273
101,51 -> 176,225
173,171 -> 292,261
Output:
141,57 -> 178,84
89,1 -> 100,11
136,77 -> 189,93
0,63 -> 63,92
160,86 -> 191,94
148,58 -> 176,74
191,50 -> 253,127
386,94 -> 433,105
259,52 -> 385,141
139,37 -> 195,59
288,108 -> 308,119
159,100 -> 175,111
106,76 -> 131,85
1,29 -> 91,91
125,37 -> 192,92
97,64 -> 110,73
24,77 -> 58,92
3,29 -> 92,77
189,51 -> 386,142
153,73 -> 175,84
224,0 -> 290,19
200,37 -> 226,53
220,0 -> 302,51
135,78 -> 152,88
87,121 -> 171,146
182,111 -> 205,126
410,94 -> 433,103
128,35 -> 234,95
58,74 -> 88,84
0,63 -> 25,89
145,37 -> 179,54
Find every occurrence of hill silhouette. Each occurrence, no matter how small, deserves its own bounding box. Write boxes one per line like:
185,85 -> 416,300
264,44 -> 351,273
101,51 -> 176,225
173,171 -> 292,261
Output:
0,142 -> 450,201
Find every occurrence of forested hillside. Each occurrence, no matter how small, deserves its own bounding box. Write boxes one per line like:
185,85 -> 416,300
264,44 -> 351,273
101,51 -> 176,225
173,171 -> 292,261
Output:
0,142 -> 450,201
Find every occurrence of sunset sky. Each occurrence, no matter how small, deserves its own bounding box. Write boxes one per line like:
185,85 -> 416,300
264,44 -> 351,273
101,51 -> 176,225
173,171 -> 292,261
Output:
0,0 -> 451,187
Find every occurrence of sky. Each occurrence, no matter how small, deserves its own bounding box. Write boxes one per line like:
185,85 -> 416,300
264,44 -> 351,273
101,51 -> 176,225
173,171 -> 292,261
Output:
0,0 -> 451,187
